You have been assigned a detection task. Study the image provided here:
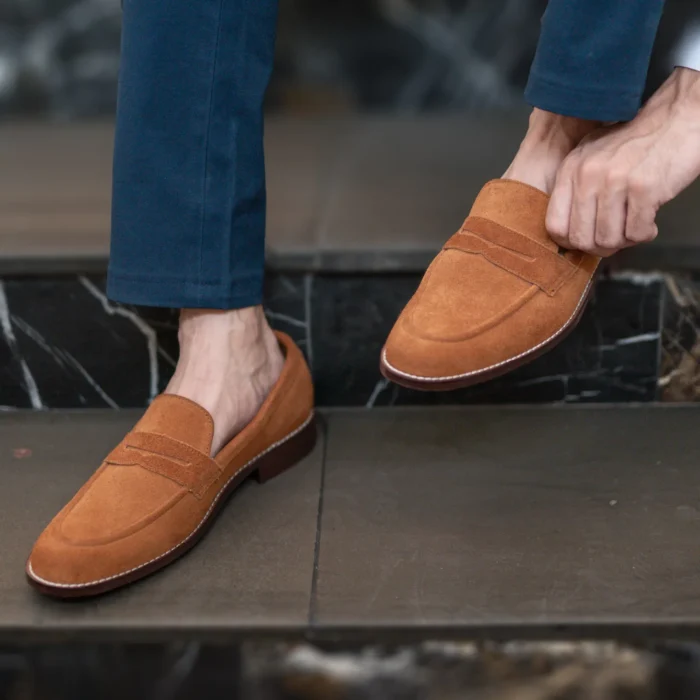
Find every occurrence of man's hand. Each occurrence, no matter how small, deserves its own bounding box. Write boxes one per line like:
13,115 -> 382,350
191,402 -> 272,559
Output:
546,67 -> 700,257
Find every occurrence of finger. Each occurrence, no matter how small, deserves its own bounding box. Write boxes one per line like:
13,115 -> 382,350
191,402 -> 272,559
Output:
625,190 -> 659,246
546,160 -> 575,247
589,244 -> 621,258
568,184 -> 598,253
594,185 -> 628,252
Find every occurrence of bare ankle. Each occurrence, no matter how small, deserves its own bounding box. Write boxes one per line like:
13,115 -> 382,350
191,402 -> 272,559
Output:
168,305 -> 285,454
179,305 -> 270,344
523,108 -> 601,155
503,109 -> 601,194
176,305 -> 283,379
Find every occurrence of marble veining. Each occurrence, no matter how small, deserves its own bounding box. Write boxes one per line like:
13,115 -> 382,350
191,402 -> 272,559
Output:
79,276 -> 160,401
0,281 -> 42,408
660,273 -> 700,402
0,271 -> 668,410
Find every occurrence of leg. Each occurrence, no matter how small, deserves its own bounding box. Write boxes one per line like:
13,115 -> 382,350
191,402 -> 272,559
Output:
26,0 -> 317,597
382,0 -> 667,391
108,0 -> 283,454
526,0 -> 666,123
504,0 -> 666,194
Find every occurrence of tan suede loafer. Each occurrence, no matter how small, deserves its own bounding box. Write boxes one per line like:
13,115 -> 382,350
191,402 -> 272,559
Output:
26,332 -> 315,598
381,179 -> 600,391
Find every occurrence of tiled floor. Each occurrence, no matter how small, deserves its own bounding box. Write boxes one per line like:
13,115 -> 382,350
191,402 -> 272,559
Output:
0,411 -> 322,635
314,407 -> 700,631
2,118 -> 700,273
4,405 -> 700,641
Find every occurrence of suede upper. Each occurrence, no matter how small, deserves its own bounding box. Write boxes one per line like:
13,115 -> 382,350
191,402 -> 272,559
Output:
382,179 -> 600,383
27,331 -> 314,591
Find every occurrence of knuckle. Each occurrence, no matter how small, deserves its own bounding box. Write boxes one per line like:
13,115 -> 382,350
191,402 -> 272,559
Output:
559,155 -> 579,179
568,231 -> 589,251
595,219 -> 624,248
605,168 -> 628,190
625,228 -> 643,243
627,225 -> 656,244
545,213 -> 567,239
548,231 -> 568,247
627,174 -> 650,198
594,229 -> 613,247
577,158 -> 604,185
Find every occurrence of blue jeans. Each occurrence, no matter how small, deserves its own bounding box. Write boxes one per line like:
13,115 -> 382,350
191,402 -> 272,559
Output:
107,0 -> 664,310
108,0 -> 278,309
525,0 -> 666,122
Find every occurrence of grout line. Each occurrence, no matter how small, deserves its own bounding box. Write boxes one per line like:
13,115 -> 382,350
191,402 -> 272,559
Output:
308,414 -> 329,628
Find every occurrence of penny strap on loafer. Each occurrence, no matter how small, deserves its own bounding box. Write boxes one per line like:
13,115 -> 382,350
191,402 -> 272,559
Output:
106,431 -> 222,499
26,332 -> 318,599
445,216 -> 583,296
381,179 -> 600,392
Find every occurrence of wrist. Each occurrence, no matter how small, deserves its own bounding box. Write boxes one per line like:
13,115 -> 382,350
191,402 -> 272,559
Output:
663,67 -> 700,114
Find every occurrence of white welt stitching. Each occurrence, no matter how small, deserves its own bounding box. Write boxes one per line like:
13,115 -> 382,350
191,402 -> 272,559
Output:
382,280 -> 593,382
27,412 -> 316,590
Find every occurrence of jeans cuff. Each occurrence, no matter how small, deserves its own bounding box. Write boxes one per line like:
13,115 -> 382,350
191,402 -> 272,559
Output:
525,72 -> 642,122
106,270 -> 264,310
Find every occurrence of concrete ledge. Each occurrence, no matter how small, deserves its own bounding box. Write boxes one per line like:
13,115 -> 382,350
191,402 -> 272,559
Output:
3,406 -> 700,642
1,116 -> 698,274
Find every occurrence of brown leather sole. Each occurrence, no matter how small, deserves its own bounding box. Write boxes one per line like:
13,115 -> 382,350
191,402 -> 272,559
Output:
26,414 -> 318,599
380,281 -> 594,392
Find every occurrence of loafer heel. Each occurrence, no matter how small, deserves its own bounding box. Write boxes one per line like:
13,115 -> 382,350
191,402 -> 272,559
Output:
255,415 -> 318,484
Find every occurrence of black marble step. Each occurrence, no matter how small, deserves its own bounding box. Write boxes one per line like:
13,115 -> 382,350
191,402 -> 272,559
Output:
0,271 -> 665,409
3,405 -> 700,642
2,118 -> 700,275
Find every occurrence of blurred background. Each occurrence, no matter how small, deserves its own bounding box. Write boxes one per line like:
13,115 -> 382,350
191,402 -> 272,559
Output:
0,0 -> 697,120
